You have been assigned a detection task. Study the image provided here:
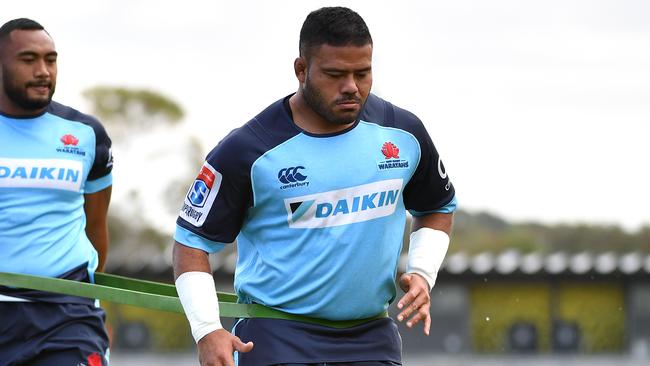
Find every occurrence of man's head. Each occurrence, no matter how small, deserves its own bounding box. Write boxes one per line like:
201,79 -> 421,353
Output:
294,7 -> 373,126
0,18 -> 57,115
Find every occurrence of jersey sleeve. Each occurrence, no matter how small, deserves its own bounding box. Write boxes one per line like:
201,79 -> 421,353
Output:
85,119 -> 114,193
174,130 -> 252,253
399,110 -> 457,216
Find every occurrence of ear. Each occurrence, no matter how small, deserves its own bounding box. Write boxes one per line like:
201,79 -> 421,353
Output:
294,57 -> 307,83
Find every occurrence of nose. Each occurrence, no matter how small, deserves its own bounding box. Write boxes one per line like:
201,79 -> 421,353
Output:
340,74 -> 359,95
33,59 -> 50,78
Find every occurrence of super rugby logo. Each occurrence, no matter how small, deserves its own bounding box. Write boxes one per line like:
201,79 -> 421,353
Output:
377,142 -> 409,171
284,179 -> 403,228
278,166 -> 309,190
180,162 -> 222,227
189,165 -> 216,207
0,158 -> 83,191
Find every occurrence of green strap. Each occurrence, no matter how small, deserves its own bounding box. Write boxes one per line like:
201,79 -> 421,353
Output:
0,272 -> 386,328
94,272 -> 239,303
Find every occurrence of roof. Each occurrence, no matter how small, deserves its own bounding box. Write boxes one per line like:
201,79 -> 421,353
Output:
106,247 -> 650,277
429,250 -> 650,276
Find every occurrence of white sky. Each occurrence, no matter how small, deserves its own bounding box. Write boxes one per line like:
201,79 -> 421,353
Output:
5,0 -> 650,231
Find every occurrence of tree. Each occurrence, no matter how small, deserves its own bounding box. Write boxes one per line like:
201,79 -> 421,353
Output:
83,87 -> 203,270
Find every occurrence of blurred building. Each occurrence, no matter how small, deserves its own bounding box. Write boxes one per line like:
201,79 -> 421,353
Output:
104,249 -> 650,357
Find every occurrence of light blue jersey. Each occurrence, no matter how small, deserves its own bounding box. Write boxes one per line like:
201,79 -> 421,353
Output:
175,94 -> 456,320
0,101 -> 113,286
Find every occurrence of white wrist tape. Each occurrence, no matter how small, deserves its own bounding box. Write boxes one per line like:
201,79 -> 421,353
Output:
175,271 -> 222,343
407,228 -> 450,291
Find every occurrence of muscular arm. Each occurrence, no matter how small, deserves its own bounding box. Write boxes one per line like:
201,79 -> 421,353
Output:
84,186 -> 112,272
411,212 -> 453,235
173,241 -> 212,280
397,212 -> 454,335
173,241 -> 253,366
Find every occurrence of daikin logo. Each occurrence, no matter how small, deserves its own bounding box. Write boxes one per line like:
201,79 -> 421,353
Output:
0,158 -> 83,191
284,179 -> 403,228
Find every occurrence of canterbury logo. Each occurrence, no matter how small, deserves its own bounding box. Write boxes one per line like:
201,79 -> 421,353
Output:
278,166 -> 307,184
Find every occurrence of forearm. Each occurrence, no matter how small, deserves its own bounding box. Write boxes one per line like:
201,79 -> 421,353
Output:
85,222 -> 109,271
84,187 -> 112,272
172,241 -> 212,279
173,241 -> 222,342
407,212 -> 454,289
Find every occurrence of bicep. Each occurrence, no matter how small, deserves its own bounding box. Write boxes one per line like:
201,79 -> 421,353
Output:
411,212 -> 453,235
84,186 -> 112,223
172,241 -> 212,280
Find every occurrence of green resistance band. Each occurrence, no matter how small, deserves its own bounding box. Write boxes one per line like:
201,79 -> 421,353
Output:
0,272 -> 386,329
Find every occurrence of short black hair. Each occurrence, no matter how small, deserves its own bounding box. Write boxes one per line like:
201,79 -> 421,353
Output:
0,18 -> 46,41
299,7 -> 372,58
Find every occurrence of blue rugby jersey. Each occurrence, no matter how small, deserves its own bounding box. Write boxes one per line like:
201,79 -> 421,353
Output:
175,94 -> 456,320
0,101 -> 113,298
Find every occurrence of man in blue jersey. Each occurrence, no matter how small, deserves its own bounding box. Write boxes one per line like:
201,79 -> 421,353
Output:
173,7 -> 456,366
0,18 -> 113,366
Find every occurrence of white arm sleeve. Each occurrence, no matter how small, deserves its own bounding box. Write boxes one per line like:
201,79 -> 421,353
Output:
406,227 -> 450,291
175,271 -> 223,343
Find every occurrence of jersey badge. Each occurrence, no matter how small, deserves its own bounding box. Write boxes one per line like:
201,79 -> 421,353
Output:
180,162 -> 222,227
56,134 -> 86,156
377,142 -> 409,171
278,166 -> 309,190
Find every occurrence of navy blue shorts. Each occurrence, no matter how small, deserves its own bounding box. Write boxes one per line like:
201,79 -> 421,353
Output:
0,301 -> 109,366
274,363 -> 400,366
233,317 -> 402,365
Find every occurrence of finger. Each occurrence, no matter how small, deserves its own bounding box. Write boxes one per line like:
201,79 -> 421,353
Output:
397,288 -> 417,311
397,286 -> 427,319
398,294 -> 425,322
405,305 -> 429,328
222,356 -> 235,366
424,313 -> 431,336
235,340 -> 254,353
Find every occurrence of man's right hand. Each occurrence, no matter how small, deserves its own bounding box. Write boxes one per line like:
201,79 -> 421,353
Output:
197,328 -> 254,366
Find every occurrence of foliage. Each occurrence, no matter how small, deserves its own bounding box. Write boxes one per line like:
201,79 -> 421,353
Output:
82,86 -> 200,257
451,210 -> 650,254
83,86 -> 183,126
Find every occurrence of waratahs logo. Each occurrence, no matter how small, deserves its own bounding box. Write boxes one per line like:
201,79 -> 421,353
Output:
377,141 -> 409,171
381,142 -> 399,159
278,166 -> 309,190
60,134 -> 79,146
56,134 -> 86,156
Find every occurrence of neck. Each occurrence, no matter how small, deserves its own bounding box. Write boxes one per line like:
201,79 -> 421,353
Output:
0,98 -> 47,117
289,92 -> 354,135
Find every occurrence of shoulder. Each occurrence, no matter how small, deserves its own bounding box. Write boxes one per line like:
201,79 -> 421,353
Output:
361,94 -> 425,132
46,101 -> 110,141
47,101 -> 102,128
205,97 -> 299,170
360,94 -> 430,145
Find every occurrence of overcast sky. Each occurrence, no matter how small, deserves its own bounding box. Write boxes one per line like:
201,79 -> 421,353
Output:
5,0 -> 650,231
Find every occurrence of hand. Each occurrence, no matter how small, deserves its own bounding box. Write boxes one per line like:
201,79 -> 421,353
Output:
197,328 -> 254,366
396,273 -> 431,335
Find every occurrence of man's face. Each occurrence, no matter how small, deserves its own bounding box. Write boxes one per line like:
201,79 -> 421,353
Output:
300,43 -> 373,125
0,29 -> 57,115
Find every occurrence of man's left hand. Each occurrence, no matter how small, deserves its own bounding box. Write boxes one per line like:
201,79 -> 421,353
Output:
396,273 -> 431,335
